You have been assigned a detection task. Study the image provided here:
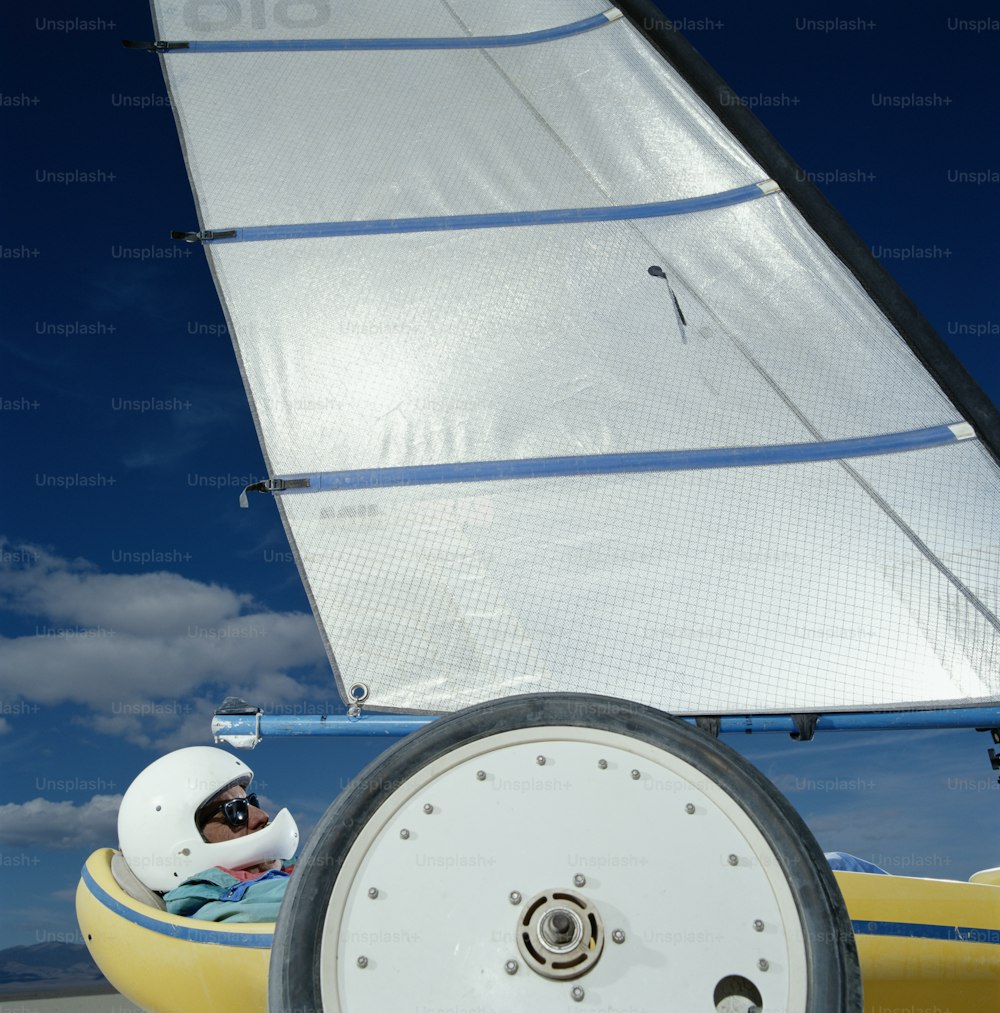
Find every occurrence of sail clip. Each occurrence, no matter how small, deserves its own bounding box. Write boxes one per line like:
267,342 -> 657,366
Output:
171,229 -> 238,243
121,39 -> 190,53
981,727 -> 1000,782
789,713 -> 819,741
695,716 -> 721,738
239,477 -> 311,509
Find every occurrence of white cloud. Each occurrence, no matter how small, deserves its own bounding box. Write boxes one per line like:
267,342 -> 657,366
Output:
0,611 -> 324,706
0,795 -> 122,850
0,542 -> 249,635
0,541 -> 330,746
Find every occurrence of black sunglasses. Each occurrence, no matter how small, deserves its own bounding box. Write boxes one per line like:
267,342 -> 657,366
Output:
197,792 -> 260,830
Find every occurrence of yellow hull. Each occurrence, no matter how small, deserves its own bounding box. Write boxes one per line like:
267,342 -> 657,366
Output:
78,849 -> 1000,1012
76,849 -> 269,1013
835,870 -> 1000,1012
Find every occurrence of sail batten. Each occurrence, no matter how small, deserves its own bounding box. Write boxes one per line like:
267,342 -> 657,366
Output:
263,425 -> 975,494
195,183 -> 776,242
150,0 -> 1000,715
165,10 -> 622,52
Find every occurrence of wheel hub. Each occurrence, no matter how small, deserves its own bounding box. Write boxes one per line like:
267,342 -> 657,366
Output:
516,889 -> 604,980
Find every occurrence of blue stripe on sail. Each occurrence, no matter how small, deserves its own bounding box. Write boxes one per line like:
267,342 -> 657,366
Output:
177,12 -> 616,53
852,920 -> 1000,945
80,864 -> 273,948
204,184 -> 770,243
271,425 -> 971,495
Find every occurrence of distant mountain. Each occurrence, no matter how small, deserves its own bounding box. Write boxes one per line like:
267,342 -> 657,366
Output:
0,941 -> 110,994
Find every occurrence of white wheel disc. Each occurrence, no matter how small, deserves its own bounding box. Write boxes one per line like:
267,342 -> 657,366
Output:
270,695 -> 860,1012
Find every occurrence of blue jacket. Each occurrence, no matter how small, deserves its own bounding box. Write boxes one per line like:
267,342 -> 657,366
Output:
164,864 -> 293,922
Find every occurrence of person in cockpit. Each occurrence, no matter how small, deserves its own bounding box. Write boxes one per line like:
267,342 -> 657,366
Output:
117,746 -> 299,921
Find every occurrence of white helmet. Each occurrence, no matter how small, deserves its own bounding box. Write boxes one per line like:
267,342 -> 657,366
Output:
117,746 -> 299,892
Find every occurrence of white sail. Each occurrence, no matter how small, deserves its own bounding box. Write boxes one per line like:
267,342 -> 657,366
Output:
150,1 -> 1000,714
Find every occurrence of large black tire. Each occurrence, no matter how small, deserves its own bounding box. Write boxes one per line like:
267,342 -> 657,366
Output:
269,693 -> 862,1012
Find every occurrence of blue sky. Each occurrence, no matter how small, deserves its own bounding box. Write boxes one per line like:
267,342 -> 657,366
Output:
1,1 -> 998,957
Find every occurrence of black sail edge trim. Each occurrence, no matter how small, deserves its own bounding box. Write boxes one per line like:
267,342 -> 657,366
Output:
614,0 -> 1000,465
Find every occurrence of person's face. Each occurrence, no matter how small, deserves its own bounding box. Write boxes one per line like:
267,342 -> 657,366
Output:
198,784 -> 270,843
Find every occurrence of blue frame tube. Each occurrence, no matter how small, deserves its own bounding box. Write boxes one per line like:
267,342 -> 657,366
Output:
211,706 -> 1000,744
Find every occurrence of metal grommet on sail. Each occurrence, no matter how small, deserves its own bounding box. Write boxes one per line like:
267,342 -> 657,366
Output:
347,683 -> 370,718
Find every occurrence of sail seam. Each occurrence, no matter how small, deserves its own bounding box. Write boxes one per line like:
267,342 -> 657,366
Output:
163,12 -> 619,53
715,328 -> 1000,635
437,0 -> 697,325
437,0 -> 630,237
192,184 -> 773,243
833,457 -> 1000,635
